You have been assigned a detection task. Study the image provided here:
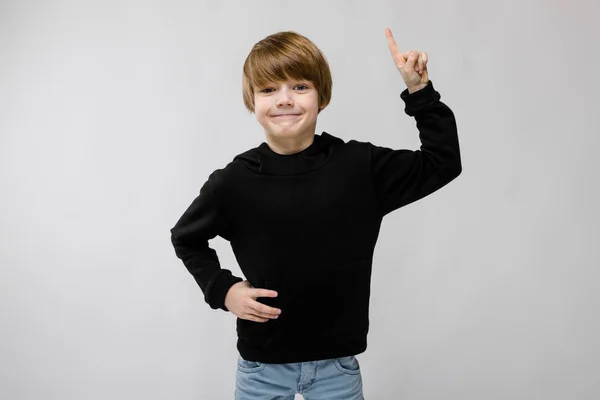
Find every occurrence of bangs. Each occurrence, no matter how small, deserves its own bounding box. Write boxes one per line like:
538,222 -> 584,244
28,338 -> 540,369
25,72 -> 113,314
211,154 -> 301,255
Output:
247,49 -> 319,89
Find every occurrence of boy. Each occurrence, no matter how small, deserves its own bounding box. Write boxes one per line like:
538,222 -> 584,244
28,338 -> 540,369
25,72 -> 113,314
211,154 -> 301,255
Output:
170,28 -> 461,399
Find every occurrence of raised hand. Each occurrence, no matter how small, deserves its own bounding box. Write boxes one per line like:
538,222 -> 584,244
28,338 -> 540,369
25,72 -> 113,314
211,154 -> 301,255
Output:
225,280 -> 282,322
385,28 -> 429,91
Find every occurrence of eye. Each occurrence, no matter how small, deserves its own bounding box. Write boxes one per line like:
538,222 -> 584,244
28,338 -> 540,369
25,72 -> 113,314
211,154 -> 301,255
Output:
260,84 -> 309,93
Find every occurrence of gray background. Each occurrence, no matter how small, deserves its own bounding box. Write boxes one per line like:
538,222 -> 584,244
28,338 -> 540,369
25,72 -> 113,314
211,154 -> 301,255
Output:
1,0 -> 599,399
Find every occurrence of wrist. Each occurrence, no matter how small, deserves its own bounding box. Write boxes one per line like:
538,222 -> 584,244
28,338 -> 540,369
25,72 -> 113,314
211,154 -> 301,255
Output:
407,81 -> 429,94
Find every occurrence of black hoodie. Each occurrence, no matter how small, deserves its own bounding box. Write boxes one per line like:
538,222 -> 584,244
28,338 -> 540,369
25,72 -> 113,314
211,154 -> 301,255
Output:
170,80 -> 462,363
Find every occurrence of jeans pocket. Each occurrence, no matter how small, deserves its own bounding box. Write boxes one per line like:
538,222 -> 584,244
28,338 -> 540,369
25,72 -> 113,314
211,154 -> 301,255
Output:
237,355 -> 267,373
333,355 -> 361,375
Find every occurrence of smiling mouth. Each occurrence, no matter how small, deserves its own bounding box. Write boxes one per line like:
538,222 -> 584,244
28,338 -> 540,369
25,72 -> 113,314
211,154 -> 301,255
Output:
273,114 -> 300,117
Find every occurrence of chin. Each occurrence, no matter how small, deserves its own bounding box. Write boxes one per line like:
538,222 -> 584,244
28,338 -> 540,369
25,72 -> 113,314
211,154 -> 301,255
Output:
269,130 -> 300,137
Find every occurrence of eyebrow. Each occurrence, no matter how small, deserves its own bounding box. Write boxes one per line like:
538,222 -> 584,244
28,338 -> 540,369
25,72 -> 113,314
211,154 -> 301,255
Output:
263,80 -> 309,87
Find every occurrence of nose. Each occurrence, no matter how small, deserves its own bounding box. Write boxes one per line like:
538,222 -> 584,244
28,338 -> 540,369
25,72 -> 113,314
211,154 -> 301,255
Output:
276,87 -> 294,108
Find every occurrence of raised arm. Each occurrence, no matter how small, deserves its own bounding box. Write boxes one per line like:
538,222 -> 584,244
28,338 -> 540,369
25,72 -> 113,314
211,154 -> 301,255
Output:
370,28 -> 462,216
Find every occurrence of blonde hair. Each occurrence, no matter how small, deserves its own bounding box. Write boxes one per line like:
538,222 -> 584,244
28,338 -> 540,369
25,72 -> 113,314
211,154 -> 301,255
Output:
242,31 -> 333,114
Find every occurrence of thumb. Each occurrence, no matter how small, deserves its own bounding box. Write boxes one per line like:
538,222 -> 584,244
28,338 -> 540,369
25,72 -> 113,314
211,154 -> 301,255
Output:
395,51 -> 411,67
402,51 -> 419,72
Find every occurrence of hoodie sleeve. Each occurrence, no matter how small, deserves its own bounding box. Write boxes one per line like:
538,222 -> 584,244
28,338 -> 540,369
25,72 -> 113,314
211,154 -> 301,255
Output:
369,80 -> 462,216
170,171 -> 243,312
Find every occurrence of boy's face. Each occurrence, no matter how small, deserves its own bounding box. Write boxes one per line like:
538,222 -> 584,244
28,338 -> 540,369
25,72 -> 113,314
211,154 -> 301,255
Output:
253,78 -> 322,142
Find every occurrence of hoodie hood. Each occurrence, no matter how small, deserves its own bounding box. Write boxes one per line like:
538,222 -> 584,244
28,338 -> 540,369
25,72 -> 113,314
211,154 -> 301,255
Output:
233,131 -> 345,176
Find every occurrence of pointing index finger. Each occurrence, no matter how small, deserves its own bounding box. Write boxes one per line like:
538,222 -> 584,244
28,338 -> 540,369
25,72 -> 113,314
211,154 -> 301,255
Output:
385,28 -> 401,55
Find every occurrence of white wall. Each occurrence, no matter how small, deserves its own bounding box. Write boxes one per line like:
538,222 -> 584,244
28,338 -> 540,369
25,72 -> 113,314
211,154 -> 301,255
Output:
1,0 -> 599,399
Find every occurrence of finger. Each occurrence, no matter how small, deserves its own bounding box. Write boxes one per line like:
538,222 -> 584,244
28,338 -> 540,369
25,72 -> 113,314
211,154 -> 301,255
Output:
405,50 -> 419,72
398,51 -> 411,68
248,310 -> 278,320
254,309 -> 280,319
244,313 -> 270,323
251,288 -> 278,298
420,52 -> 429,73
385,28 -> 404,64
249,300 -> 281,317
414,52 -> 423,73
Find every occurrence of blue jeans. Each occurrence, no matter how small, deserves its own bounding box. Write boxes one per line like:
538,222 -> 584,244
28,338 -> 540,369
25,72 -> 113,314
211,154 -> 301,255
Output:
235,354 -> 364,399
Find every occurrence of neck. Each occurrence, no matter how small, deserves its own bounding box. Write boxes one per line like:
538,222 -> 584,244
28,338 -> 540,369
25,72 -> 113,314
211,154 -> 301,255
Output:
264,132 -> 316,155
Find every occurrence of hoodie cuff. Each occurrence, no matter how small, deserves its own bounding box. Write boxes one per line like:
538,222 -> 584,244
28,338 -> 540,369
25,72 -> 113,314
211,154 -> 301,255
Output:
400,80 -> 441,116
204,269 -> 244,312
